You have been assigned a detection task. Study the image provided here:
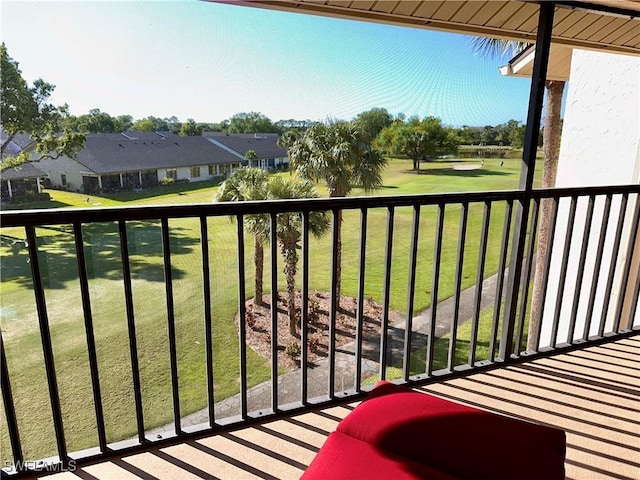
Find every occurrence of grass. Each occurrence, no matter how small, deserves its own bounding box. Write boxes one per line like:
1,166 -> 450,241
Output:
0,156 -> 534,461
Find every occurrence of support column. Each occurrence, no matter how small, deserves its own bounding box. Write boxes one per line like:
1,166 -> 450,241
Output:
7,180 -> 12,199
97,176 -> 103,189
138,171 -> 143,187
499,2 -> 555,361
120,173 -> 124,187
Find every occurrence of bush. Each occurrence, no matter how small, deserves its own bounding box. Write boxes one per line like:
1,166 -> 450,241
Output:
308,334 -> 321,353
10,192 -> 51,204
285,342 -> 301,359
162,177 -> 175,186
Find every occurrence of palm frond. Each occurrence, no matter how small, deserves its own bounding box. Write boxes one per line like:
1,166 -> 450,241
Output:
470,36 -> 529,59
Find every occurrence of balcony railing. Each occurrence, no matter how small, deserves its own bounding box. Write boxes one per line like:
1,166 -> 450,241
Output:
1,183 -> 639,476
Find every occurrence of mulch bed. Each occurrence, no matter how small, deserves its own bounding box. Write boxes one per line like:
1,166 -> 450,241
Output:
236,290 -> 386,369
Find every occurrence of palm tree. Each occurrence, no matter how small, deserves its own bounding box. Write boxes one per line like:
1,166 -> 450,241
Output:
267,176 -> 330,334
288,120 -> 386,302
215,167 -> 270,304
472,37 -> 566,350
277,129 -> 301,173
244,149 -> 257,168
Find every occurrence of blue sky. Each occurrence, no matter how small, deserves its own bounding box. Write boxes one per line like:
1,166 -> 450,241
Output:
1,1 -> 532,127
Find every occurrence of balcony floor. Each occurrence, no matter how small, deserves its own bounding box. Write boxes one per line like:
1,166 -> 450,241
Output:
35,336 -> 639,480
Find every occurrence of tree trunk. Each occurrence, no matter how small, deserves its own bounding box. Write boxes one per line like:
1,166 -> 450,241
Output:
254,238 -> 264,305
335,209 -> 343,306
527,80 -> 565,351
329,185 -> 346,309
283,242 -> 299,336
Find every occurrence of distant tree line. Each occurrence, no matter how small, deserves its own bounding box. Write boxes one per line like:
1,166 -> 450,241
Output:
59,106 -> 530,150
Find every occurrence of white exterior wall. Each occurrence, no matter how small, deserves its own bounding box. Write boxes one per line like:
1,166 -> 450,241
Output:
540,49 -> 640,347
157,164 -> 234,183
35,157 -> 87,192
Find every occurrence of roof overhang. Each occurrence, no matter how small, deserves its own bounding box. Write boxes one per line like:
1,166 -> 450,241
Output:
500,44 -> 573,81
210,1 -> 640,56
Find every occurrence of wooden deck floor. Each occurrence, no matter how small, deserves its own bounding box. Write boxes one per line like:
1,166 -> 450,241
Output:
35,336 -> 640,480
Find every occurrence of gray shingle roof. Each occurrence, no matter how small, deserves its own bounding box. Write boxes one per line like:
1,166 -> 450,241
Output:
0,162 -> 46,180
203,132 -> 287,159
69,134 -> 242,174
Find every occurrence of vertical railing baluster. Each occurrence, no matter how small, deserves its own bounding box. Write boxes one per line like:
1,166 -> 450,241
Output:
583,194 -> 612,341
628,256 -> 640,328
567,195 -> 595,344
532,197 -> 559,351
355,208 -> 368,391
426,204 -> 445,376
328,209 -> 339,398
448,202 -> 468,371
118,221 -> 145,444
550,196 -> 578,348
25,226 -> 68,465
613,195 -> 639,333
270,213 -> 279,412
379,207 -> 395,380
301,212 -> 310,404
236,215 -> 248,418
489,201 -> 512,362
598,194 -> 628,337
1,333 -> 23,471
73,223 -> 107,451
515,198 -> 539,355
469,201 -> 491,366
200,217 -> 215,427
161,218 -> 181,435
403,205 -> 420,382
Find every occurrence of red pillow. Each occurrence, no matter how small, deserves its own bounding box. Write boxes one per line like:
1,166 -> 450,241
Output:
337,381 -> 565,480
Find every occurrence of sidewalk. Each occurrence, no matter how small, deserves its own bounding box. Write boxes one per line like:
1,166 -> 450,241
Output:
147,272 -> 502,438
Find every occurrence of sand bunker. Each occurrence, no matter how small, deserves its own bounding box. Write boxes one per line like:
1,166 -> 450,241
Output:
453,164 -> 482,170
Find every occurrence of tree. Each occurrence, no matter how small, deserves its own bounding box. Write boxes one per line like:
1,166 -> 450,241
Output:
215,167 -> 270,305
277,129 -> 301,170
289,120 -> 386,301
267,176 -> 330,334
131,115 -> 169,132
376,116 -> 459,170
179,118 -> 203,137
244,149 -> 257,167
1,43 -> 85,167
227,112 -> 278,134
471,37 -> 566,351
354,107 -> 393,141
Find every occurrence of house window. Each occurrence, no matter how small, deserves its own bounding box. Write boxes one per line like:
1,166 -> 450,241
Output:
208,165 -> 216,176
60,174 -> 67,187
166,168 -> 177,180
191,166 -> 201,178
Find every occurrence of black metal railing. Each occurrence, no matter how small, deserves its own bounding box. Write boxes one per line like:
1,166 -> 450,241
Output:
1,184 -> 639,476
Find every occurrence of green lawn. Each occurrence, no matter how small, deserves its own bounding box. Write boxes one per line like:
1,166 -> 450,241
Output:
0,157 -> 533,461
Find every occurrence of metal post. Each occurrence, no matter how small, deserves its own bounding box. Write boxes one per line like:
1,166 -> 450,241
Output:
499,2 -> 555,361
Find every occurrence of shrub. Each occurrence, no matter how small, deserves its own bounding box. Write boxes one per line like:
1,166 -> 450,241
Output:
10,192 -> 51,205
162,177 -> 175,186
285,342 -> 301,359
246,306 -> 256,329
308,334 -> 321,353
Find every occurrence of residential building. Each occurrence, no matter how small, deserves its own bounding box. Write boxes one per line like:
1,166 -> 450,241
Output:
35,131 -> 244,193
203,132 -> 289,169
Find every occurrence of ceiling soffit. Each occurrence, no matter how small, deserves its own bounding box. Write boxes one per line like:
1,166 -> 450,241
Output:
216,1 -> 640,56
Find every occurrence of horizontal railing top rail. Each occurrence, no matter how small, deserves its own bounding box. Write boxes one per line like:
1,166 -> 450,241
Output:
1,184 -> 639,227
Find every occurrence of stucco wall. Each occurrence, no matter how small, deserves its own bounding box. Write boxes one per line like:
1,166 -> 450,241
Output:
35,156 -> 87,192
539,49 -> 640,347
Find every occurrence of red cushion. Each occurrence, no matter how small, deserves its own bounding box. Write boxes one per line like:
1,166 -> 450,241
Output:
301,431 -> 458,480
337,381 -> 566,480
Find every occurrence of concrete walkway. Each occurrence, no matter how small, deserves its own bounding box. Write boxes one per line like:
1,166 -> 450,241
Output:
147,272 -> 502,439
